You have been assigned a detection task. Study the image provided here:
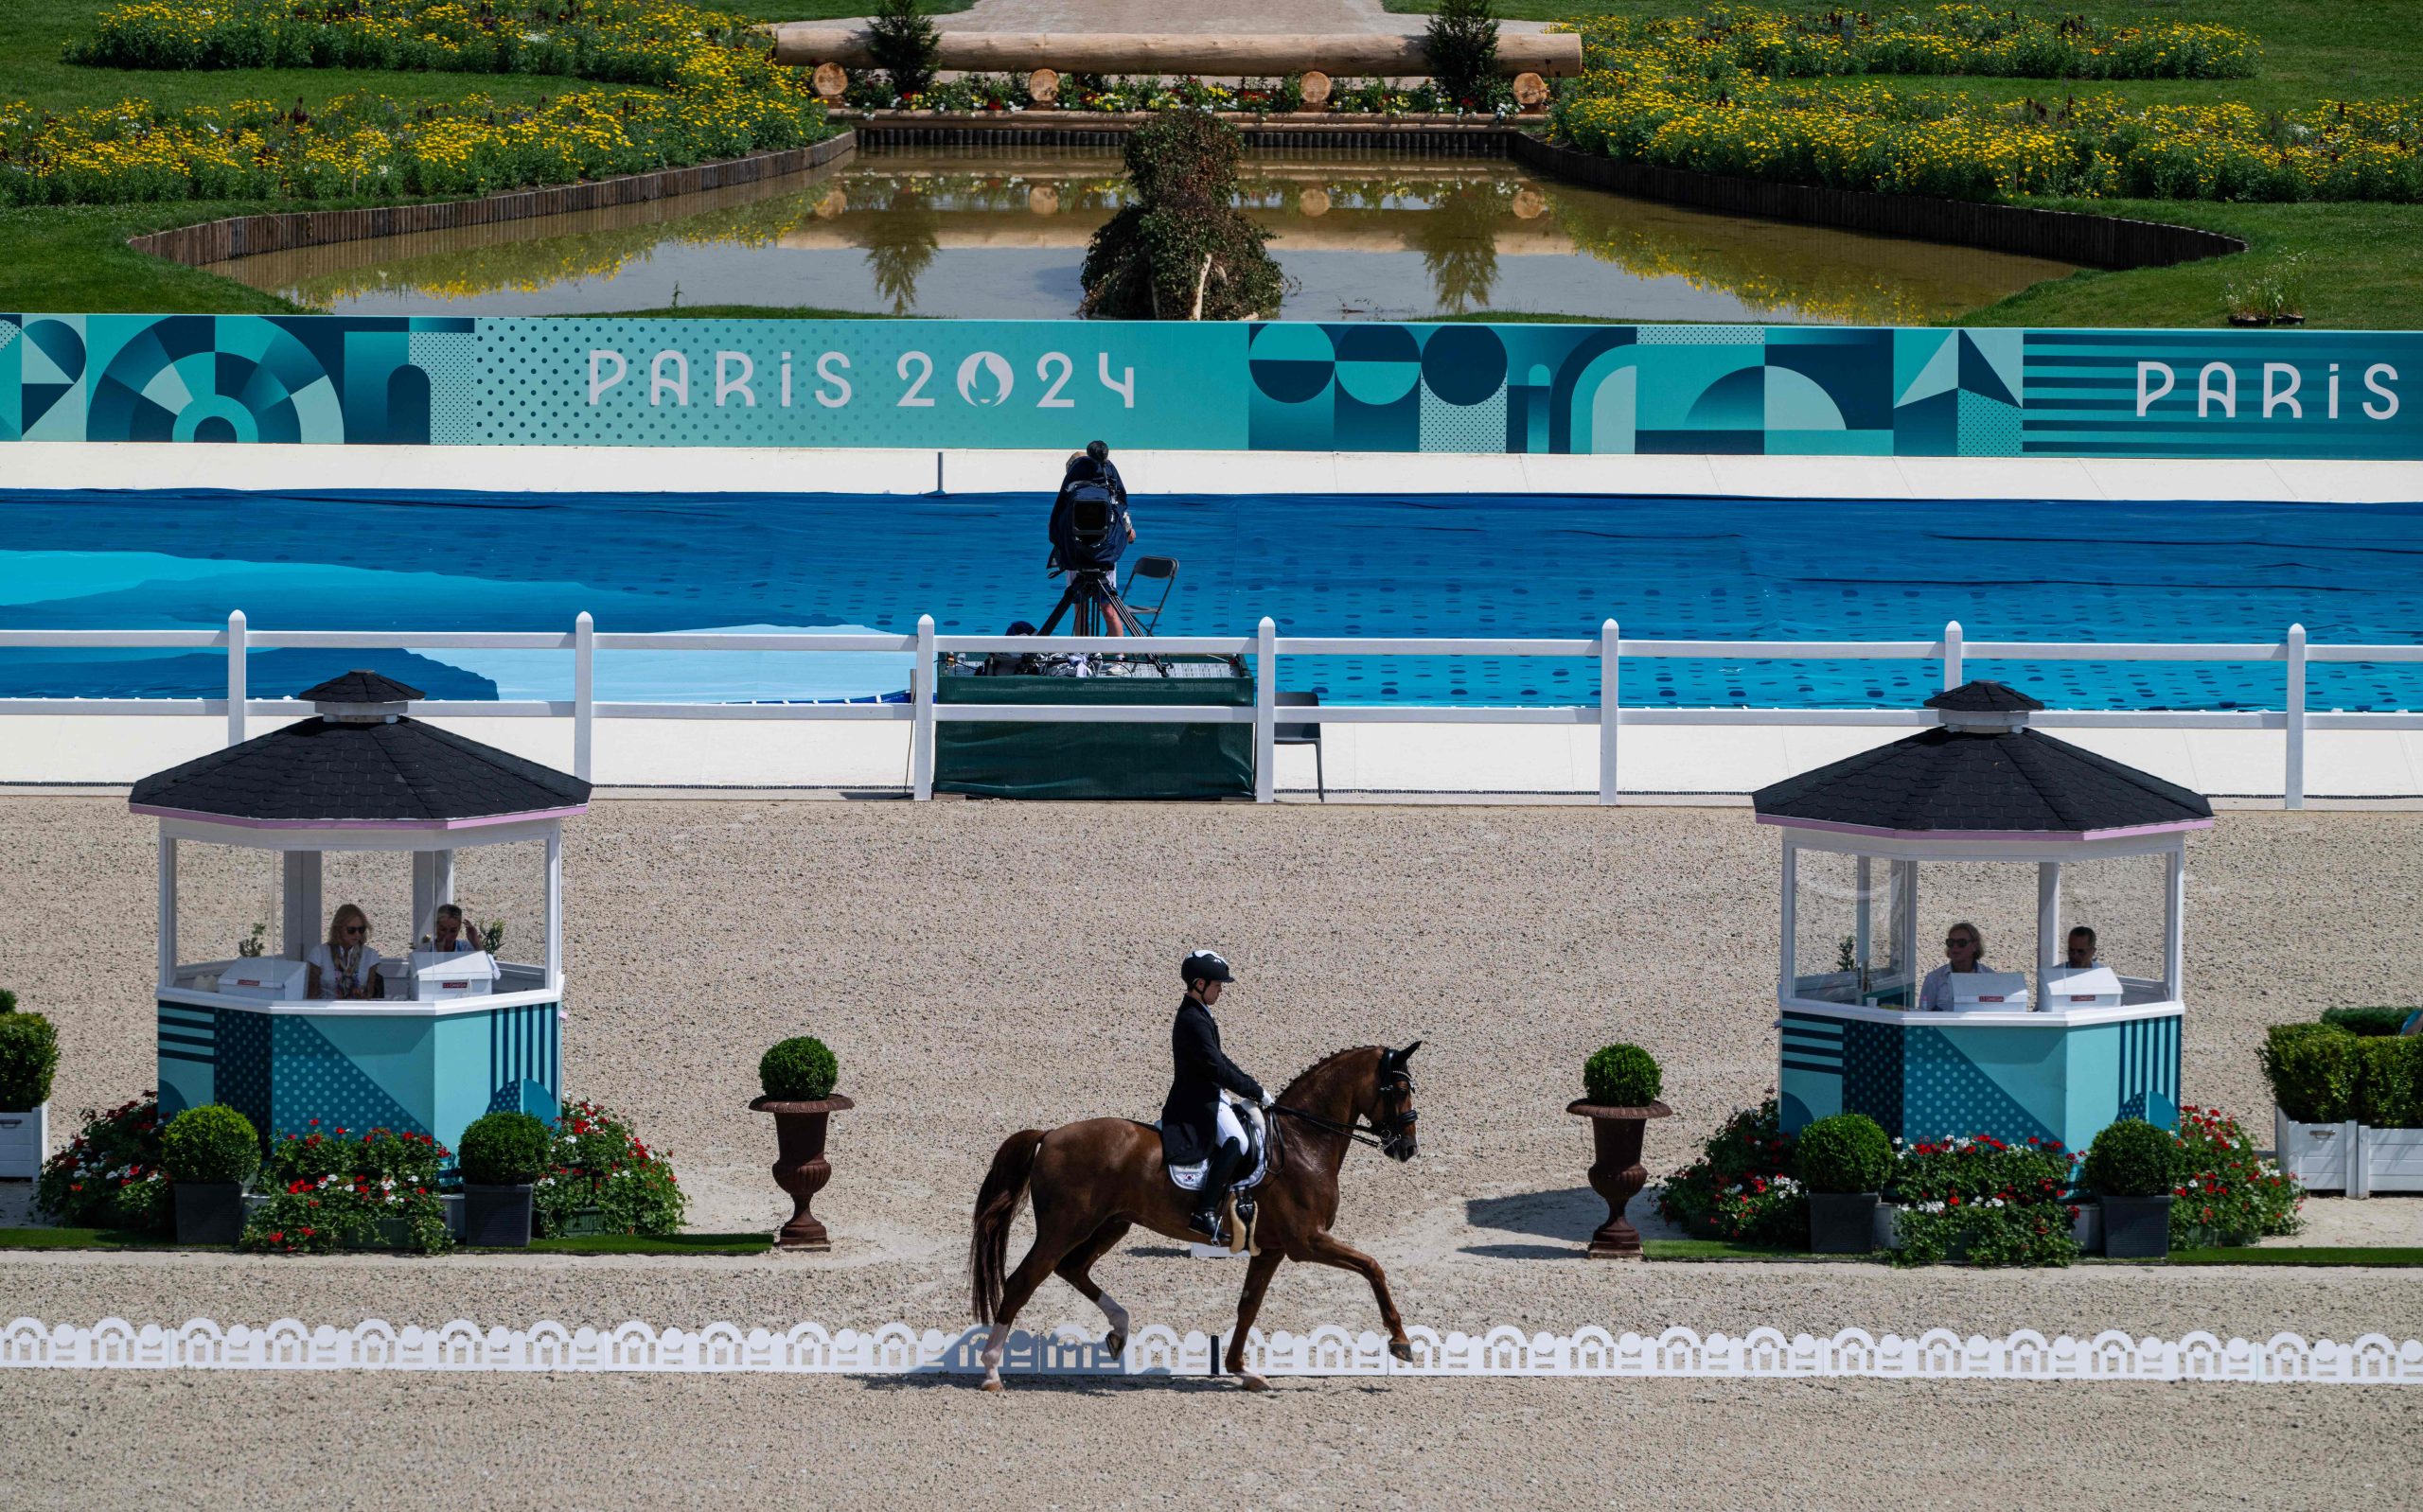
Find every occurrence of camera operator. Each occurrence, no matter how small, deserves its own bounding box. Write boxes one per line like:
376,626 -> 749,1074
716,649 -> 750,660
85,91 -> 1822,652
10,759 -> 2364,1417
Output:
1047,440 -> 1138,635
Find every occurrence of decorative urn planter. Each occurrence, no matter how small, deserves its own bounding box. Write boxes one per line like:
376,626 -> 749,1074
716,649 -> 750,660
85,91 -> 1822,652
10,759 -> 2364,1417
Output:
172,1181 -> 246,1245
1806,1191 -> 1880,1254
1566,1099 -> 1672,1258
2097,1194 -> 2174,1259
461,1184 -> 535,1247
751,1095 -> 854,1251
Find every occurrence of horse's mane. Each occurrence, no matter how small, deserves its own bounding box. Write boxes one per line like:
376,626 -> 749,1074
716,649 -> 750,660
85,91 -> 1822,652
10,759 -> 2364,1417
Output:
1276,1045 -> 1381,1105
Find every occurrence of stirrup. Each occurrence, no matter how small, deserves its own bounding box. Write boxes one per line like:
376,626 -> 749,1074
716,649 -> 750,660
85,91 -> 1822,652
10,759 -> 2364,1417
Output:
1188,1207 -> 1224,1243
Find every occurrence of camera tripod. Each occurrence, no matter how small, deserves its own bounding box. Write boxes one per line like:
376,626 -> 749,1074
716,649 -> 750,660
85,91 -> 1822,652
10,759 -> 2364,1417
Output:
1037,564 -> 1154,639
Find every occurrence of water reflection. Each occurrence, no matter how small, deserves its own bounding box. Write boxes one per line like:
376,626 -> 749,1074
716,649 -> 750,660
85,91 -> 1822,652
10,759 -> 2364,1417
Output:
205,145 -> 2078,325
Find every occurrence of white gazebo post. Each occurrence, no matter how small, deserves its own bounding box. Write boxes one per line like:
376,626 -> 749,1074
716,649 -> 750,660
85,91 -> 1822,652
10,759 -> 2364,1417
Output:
156,834 -> 177,993
2036,860 -> 2063,976
282,851 -> 322,962
545,827 -> 565,992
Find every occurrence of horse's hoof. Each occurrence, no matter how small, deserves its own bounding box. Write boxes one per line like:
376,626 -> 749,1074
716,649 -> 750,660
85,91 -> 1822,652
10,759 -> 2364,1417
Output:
1388,1338 -> 1414,1363
981,1375 -> 1005,1393
1104,1330 -> 1127,1358
1238,1372 -> 1271,1393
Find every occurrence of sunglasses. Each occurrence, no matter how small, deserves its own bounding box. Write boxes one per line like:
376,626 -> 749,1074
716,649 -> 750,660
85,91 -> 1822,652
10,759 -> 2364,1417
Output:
344,924 -> 368,936
1944,937 -> 1976,947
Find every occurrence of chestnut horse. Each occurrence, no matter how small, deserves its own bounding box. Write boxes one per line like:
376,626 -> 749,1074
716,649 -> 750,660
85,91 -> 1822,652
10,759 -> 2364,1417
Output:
969,1043 -> 1421,1390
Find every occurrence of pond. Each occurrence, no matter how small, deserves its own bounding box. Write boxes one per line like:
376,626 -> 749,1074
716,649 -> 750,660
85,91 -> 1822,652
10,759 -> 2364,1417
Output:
203,144 -> 2078,325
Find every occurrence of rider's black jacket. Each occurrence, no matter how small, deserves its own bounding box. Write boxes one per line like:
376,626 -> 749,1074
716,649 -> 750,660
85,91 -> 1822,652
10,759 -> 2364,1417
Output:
1158,994 -> 1265,1166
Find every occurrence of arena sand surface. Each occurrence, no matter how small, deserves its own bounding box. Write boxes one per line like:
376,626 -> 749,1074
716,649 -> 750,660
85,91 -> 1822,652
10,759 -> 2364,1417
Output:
5,798 -> 2420,1507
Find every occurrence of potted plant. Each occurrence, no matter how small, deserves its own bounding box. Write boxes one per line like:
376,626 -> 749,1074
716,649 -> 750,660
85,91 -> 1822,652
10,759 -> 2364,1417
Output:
1795,1113 -> 1890,1254
0,1005 -> 60,1182
457,1110 -> 551,1247
161,1104 -> 259,1244
2083,1117 -> 2178,1259
751,1036 -> 852,1251
1566,1043 -> 1671,1258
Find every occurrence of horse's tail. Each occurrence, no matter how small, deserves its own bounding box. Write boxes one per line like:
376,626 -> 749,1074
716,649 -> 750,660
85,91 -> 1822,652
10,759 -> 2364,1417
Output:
970,1129 -> 1045,1326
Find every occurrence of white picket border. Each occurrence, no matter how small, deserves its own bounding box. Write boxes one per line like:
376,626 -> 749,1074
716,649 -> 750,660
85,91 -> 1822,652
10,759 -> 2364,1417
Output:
4,1317 -> 2418,1383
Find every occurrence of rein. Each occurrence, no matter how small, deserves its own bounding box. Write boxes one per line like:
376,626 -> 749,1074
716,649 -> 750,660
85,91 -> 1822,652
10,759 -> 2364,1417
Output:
1270,1068 -> 1418,1154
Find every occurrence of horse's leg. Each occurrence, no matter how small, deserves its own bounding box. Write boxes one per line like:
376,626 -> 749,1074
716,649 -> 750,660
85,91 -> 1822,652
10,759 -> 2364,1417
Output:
982,1213 -> 1088,1392
1053,1218 -> 1135,1358
1224,1248 -> 1284,1391
1300,1229 -> 1411,1362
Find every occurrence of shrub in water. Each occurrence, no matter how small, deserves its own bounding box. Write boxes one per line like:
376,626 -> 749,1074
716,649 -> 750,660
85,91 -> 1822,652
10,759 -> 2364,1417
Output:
867,0 -> 941,99
2322,1006 -> 2418,1038
1794,1113 -> 1891,1194
760,1036 -> 840,1101
1655,1096 -> 1804,1246
2259,1023 -> 2360,1123
2082,1117 -> 2176,1198
37,1095 -> 168,1230
1081,113 -> 1284,321
1583,1043 -> 1662,1107
457,1110 -> 553,1186
0,1011 -> 59,1109
161,1104 -> 260,1186
1424,0 -> 1501,108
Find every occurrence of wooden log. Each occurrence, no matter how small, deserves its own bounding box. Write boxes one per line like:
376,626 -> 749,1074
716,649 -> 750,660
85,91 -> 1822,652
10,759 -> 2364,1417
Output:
766,28 -> 1585,78
1512,71 -> 1548,111
1027,67 -> 1059,104
810,62 -> 848,99
1298,70 -> 1333,109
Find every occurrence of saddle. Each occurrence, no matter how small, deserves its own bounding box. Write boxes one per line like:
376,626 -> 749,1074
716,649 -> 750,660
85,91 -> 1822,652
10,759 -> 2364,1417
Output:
1160,1102 -> 1273,1194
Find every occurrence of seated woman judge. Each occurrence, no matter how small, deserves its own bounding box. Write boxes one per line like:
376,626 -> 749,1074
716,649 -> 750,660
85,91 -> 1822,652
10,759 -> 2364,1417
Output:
1918,920 -> 1989,1011
306,903 -> 384,1000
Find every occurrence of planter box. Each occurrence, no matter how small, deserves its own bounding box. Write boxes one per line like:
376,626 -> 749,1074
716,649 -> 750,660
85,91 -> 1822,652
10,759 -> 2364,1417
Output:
2273,1109 -> 2423,1196
173,1181 -> 245,1245
2100,1194 -> 2173,1259
1808,1191 -> 1879,1254
0,1103 -> 46,1180
240,1191 -> 468,1240
1877,1204 -> 2104,1255
461,1184 -> 533,1248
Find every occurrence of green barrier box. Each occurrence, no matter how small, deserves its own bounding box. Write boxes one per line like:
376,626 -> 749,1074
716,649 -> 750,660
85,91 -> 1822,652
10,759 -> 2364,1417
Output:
934,657 -> 1252,800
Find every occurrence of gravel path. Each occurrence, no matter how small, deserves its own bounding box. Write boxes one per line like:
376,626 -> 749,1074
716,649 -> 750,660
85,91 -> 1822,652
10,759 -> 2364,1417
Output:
12,1371 -> 2416,1511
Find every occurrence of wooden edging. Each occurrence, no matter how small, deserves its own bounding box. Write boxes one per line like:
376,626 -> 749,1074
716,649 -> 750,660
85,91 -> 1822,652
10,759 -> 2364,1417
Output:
1507,134 -> 2245,272
127,132 -> 858,267
122,115 -> 2244,277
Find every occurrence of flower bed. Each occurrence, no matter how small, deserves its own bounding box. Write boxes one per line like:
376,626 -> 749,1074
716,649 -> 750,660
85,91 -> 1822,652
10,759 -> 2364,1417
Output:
2169,1104 -> 2302,1249
242,1124 -> 453,1254
1654,1096 -> 1805,1247
1549,9 -> 2421,204
35,1095 -> 168,1232
1887,1133 -> 2079,1268
14,0 -> 829,207
534,1099 -> 685,1238
840,72 -> 1518,118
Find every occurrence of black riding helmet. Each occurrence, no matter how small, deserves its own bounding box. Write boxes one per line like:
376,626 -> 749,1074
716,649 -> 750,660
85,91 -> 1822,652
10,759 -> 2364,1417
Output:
1181,949 -> 1234,987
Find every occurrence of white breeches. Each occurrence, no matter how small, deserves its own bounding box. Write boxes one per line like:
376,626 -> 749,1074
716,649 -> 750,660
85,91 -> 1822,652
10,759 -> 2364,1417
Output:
1213,1099 -> 1248,1155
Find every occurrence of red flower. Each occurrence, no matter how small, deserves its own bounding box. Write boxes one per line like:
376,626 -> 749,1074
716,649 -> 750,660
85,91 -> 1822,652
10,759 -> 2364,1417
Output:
269,1231 -> 284,1243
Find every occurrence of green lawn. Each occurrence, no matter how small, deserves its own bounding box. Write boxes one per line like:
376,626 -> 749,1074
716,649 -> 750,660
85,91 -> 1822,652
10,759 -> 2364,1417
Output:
0,1224 -> 773,1254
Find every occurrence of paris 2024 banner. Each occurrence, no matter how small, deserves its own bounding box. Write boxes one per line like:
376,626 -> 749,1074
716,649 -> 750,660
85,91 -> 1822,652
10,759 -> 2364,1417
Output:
5,313 -> 2419,459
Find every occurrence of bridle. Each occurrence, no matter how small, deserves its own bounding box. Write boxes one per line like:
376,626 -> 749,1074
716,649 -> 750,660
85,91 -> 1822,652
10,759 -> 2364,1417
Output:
1273,1065 -> 1419,1158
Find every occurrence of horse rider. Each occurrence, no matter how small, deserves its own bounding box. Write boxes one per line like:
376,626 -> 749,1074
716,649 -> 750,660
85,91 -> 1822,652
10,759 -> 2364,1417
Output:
1162,949 -> 1274,1242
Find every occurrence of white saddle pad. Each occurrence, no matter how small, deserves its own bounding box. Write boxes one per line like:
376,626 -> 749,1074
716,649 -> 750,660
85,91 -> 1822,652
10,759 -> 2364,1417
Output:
1162,1103 -> 1272,1192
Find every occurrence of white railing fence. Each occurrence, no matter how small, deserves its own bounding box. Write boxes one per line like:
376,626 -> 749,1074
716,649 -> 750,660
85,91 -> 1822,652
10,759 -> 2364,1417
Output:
4,613 -> 2419,805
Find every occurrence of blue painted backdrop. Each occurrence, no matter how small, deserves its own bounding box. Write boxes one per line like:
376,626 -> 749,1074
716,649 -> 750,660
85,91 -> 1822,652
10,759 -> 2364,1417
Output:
7,314 -> 2419,458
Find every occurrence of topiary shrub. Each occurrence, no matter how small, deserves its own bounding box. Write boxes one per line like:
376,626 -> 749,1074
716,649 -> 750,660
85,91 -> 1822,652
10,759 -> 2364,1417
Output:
760,1036 -> 840,1101
161,1104 -> 260,1186
1794,1113 -> 1892,1193
2259,1023 -> 2360,1123
2324,1006 -> 2419,1038
1582,1043 -> 1662,1107
457,1110 -> 552,1187
1080,112 -> 1284,321
2083,1117 -> 2177,1198
0,1011 -> 59,1109
0,986 -> 18,1012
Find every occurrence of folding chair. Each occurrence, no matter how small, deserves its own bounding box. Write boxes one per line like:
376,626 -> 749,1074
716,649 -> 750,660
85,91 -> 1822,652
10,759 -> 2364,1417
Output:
1121,555 -> 1179,631
1275,690 -> 1324,801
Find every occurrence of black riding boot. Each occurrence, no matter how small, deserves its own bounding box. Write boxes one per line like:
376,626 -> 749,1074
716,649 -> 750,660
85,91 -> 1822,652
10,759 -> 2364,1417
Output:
1188,1142 -> 1247,1242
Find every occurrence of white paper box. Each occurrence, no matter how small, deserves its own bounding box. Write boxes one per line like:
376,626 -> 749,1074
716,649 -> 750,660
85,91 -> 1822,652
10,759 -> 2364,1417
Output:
1951,971 -> 2030,1011
0,1102 -> 46,1180
408,950 -> 497,1002
220,958 -> 309,1002
2043,966 -> 2123,1008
